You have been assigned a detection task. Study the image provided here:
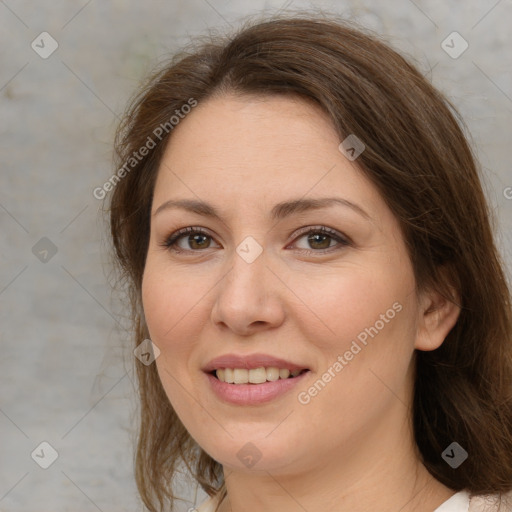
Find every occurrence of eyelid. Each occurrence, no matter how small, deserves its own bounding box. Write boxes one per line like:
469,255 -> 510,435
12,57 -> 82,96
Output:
160,225 -> 351,254
289,225 -> 352,246
161,226 -> 217,249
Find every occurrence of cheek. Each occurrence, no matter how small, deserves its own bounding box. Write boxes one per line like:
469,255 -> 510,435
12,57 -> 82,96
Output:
292,263 -> 416,407
297,267 -> 416,404
142,264 -> 200,420
141,262 -> 163,334
141,258 -> 196,343
293,263 -> 411,351
141,262 -> 196,399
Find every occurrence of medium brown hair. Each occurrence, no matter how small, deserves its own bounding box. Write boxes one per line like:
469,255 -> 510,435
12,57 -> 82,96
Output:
107,12 -> 512,512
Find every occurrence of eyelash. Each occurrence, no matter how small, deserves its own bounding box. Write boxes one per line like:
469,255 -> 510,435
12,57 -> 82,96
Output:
159,225 -> 351,256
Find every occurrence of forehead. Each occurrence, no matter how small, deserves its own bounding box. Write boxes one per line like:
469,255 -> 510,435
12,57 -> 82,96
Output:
152,93 -> 384,223
164,93 -> 339,163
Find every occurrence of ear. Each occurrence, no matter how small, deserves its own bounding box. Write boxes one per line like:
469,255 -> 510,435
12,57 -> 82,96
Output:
414,278 -> 461,352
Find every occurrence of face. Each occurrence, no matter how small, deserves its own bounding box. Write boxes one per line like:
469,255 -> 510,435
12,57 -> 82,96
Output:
142,93 -> 424,475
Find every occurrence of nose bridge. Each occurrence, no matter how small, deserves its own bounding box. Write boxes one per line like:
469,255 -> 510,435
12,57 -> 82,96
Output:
211,235 -> 284,332
224,236 -> 269,302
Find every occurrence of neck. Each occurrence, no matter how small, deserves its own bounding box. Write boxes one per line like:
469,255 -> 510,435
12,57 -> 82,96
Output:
218,459 -> 454,512
216,410 -> 455,512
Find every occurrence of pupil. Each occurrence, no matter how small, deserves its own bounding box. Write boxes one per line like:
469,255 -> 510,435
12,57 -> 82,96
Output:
191,234 -> 209,249
309,233 -> 329,249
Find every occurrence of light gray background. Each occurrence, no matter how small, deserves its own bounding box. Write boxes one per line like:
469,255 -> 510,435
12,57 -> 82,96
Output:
1,1 -> 511,511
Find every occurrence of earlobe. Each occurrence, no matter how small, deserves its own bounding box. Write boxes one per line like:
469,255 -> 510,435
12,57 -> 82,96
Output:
414,286 -> 461,352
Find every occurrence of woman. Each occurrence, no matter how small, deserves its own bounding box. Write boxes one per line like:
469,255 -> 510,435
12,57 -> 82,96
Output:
108,14 -> 512,512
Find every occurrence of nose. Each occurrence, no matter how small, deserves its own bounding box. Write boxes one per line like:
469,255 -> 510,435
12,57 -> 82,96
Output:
210,244 -> 286,336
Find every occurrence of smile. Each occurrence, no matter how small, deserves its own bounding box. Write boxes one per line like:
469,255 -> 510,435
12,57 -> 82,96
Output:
214,367 -> 308,384
205,369 -> 311,405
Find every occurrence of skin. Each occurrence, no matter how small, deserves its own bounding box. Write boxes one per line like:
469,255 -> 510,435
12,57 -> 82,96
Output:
141,93 -> 461,512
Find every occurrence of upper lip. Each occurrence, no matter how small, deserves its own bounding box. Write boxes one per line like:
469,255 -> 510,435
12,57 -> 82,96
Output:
202,353 -> 310,373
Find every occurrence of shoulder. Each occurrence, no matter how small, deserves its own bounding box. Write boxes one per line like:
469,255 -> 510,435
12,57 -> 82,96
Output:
469,490 -> 512,512
194,489 -> 512,512
195,491 -> 224,512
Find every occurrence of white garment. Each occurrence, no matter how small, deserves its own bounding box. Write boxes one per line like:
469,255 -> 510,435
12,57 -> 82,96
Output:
434,490 -> 470,512
195,489 -> 511,512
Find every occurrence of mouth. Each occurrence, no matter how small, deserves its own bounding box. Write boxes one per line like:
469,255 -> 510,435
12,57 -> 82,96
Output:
209,367 -> 310,384
205,366 -> 311,405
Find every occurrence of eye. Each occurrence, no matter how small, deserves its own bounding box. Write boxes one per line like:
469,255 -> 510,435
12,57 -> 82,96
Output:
289,225 -> 351,255
160,225 -> 351,255
161,227 -> 218,253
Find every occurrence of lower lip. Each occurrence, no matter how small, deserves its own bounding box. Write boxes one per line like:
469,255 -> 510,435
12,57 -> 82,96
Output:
205,371 -> 310,405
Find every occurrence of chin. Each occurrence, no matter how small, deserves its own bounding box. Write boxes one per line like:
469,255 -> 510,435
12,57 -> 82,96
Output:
197,432 -> 307,474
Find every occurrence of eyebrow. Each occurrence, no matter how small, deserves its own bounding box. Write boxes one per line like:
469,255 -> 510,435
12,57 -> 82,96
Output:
153,197 -> 371,221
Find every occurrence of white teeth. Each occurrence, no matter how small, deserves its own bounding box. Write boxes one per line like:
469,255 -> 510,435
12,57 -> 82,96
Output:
248,367 -> 267,384
224,368 -> 234,384
266,367 -> 280,381
233,369 -> 248,384
215,367 -> 306,384
279,368 -> 290,379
